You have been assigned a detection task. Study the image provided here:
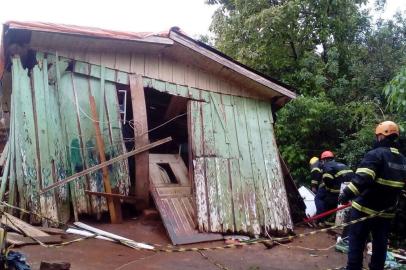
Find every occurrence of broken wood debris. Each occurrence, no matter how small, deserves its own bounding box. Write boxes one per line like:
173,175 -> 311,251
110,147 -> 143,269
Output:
1,212 -> 50,238
84,190 -> 139,202
6,232 -> 62,247
41,137 -> 172,194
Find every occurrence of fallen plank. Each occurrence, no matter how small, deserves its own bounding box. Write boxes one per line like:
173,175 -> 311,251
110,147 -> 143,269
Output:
85,190 -> 139,202
1,213 -> 50,237
6,232 -> 61,246
36,227 -> 67,235
89,95 -> 121,224
40,137 -> 172,194
74,222 -> 154,250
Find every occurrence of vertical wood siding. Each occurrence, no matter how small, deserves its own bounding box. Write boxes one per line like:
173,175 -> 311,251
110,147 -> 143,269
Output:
45,49 -> 267,100
190,95 -> 292,236
3,54 -> 129,223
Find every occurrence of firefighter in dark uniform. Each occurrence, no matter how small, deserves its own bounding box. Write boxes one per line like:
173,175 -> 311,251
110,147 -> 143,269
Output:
339,121 -> 406,270
320,151 -> 353,218
310,157 -> 326,216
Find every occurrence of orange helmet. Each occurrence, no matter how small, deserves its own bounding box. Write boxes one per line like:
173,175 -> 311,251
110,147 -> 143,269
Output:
375,121 -> 399,137
321,151 -> 334,160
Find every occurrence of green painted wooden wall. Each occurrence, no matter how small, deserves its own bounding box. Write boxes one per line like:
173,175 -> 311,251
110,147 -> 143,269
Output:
1,54 -> 129,223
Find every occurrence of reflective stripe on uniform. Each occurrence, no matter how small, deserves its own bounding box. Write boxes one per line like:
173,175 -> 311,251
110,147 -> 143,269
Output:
335,169 -> 353,177
390,148 -> 400,154
356,168 -> 376,179
348,182 -> 360,196
311,180 -> 318,185
323,173 -> 334,179
319,183 -> 325,188
352,201 -> 395,218
311,167 -> 322,173
325,186 -> 340,193
376,178 -> 405,188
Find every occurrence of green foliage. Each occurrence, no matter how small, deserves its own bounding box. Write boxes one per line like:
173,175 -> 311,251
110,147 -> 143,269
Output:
207,0 -> 406,247
275,96 -> 380,183
385,66 -> 406,113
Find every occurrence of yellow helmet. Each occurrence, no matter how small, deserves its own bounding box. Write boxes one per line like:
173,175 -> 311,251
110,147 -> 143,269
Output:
309,157 -> 319,165
375,121 -> 399,137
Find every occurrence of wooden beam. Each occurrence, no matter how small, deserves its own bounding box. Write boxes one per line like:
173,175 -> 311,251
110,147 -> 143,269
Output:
169,31 -> 296,99
89,95 -> 121,223
130,74 -> 150,210
85,190 -> 139,202
1,213 -> 49,237
40,137 -> 172,194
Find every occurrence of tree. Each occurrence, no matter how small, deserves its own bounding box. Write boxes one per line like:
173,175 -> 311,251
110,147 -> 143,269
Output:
208,0 -> 406,180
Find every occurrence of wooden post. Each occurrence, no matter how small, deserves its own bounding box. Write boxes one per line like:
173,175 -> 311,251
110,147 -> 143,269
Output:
89,96 -> 122,223
130,74 -> 150,210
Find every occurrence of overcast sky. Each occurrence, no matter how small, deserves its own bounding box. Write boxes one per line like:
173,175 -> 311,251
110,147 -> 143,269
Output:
0,0 -> 404,38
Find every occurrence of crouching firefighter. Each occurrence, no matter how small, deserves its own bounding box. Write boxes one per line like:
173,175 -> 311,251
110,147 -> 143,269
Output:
339,121 -> 406,270
320,151 -> 353,224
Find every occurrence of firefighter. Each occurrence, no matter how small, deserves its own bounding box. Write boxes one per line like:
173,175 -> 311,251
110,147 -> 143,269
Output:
320,151 -> 353,223
339,121 -> 406,270
310,157 -> 326,217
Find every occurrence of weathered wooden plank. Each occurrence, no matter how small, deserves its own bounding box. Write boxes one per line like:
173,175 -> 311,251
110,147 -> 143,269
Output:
259,101 -> 292,231
172,60 -> 185,85
104,82 -> 130,195
190,101 -> 203,157
159,56 -> 173,82
48,74 -> 70,222
223,102 -> 246,232
204,158 -> 221,231
85,190 -> 138,202
215,158 -> 234,232
7,233 -> 62,246
41,137 -> 171,194
72,74 -> 107,216
176,85 -> 189,98
186,65 -> 197,88
115,53 -> 131,73
232,96 -> 260,235
255,100 -> 280,231
101,51 -> 116,70
32,56 -> 56,221
58,72 -> 91,217
193,157 -> 208,231
210,92 -> 229,156
188,87 -> 200,100
13,55 -> 45,221
89,95 -> 122,223
130,74 -> 150,209
200,92 -> 216,157
244,98 -> 270,230
144,54 -> 159,78
130,53 -> 145,75
0,141 -> 8,167
2,212 -> 50,237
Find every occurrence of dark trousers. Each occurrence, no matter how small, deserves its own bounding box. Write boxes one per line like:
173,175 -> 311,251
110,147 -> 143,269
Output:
346,208 -> 391,270
315,187 -> 327,215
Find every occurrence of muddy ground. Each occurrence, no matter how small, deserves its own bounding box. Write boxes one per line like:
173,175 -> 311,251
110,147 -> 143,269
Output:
15,215 -> 349,270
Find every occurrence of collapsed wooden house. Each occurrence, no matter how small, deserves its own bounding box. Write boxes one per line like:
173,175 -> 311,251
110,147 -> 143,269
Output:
0,21 -> 299,244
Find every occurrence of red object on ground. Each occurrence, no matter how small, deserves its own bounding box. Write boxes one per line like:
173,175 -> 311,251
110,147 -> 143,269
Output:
303,202 -> 351,223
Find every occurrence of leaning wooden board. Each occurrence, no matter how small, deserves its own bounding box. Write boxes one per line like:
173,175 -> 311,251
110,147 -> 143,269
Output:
149,154 -> 223,245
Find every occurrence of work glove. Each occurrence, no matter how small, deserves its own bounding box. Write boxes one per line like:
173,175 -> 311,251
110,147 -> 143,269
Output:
338,188 -> 354,205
